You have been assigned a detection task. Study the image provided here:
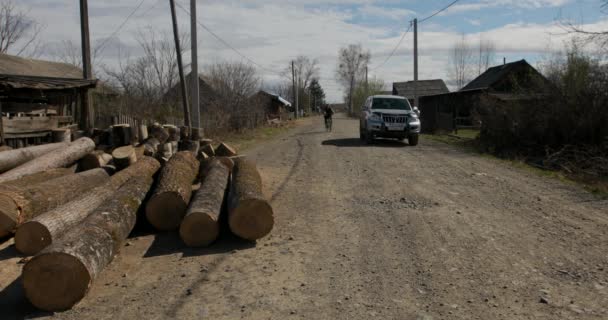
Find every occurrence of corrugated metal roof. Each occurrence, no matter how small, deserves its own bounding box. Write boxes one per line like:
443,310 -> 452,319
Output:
0,74 -> 97,90
392,79 -> 449,98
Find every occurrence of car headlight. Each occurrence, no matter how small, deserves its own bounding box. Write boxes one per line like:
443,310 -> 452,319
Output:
369,113 -> 382,121
408,118 -> 420,126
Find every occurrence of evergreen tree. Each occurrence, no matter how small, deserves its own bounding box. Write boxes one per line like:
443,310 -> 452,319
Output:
308,78 -> 326,111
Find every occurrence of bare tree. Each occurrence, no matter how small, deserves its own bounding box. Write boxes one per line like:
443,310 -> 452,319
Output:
48,40 -> 82,67
205,61 -> 261,109
286,56 -> 319,90
0,1 -> 43,57
478,38 -> 496,75
336,44 -> 371,114
448,35 -> 475,90
561,1 -> 608,50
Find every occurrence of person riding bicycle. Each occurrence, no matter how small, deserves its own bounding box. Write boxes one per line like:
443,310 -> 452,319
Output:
324,105 -> 334,131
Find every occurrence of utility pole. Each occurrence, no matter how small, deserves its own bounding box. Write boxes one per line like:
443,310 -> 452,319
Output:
291,61 -> 297,119
80,0 -> 93,130
190,0 -> 200,129
365,65 -> 369,94
170,0 -> 190,129
296,77 -> 300,118
413,18 -> 419,108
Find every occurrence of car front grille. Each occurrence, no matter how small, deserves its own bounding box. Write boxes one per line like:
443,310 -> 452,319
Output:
382,115 -> 406,123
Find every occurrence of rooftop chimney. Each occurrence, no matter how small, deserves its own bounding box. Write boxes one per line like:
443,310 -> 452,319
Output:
503,57 -> 506,65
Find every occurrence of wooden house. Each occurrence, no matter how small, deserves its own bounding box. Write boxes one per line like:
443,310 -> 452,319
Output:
0,53 -> 96,147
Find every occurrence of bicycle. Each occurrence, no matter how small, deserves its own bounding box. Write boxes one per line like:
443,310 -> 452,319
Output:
324,117 -> 333,132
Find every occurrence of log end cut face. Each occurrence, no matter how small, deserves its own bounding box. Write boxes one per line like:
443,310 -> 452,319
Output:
23,252 -> 91,311
145,192 -> 188,231
229,199 -> 274,241
179,212 -> 220,247
15,221 -> 52,255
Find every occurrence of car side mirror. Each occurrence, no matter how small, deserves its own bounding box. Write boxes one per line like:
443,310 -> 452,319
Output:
413,107 -> 420,116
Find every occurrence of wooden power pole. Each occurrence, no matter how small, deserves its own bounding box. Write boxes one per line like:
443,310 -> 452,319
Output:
80,0 -> 93,130
292,61 -> 297,119
413,18 -> 419,108
169,0 -> 190,130
190,0 -> 200,129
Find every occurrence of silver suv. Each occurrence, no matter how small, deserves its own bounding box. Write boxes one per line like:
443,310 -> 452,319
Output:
359,95 -> 421,145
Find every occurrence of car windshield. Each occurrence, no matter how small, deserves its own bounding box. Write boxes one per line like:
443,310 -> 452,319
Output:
371,98 -> 412,111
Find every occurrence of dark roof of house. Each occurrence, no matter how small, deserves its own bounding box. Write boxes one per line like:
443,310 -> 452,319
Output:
255,90 -> 292,106
164,72 -> 219,104
0,53 -> 97,90
461,59 -> 531,91
392,79 -> 449,98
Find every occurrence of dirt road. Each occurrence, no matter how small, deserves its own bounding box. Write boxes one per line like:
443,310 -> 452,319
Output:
1,115 -> 607,319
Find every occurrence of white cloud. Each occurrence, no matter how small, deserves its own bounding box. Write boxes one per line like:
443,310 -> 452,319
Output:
467,19 -> 482,26
358,5 -> 415,20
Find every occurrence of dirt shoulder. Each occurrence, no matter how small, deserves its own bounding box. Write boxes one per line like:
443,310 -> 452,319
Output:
1,114 -> 607,319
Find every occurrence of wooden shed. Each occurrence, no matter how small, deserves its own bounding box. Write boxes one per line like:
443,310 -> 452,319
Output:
0,53 -> 96,148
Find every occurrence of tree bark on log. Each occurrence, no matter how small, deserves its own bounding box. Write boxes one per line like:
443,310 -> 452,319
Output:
228,158 -> 274,241
215,142 -> 237,157
78,151 -> 113,171
200,143 -> 215,157
22,175 -> 153,312
138,125 -> 148,143
52,129 -> 71,143
0,146 -> 13,152
147,124 -> 169,144
180,160 -> 230,247
0,168 -> 72,188
112,146 -> 137,170
0,138 -> 96,184
179,126 -> 189,141
179,140 -> 199,154
14,157 -> 160,255
0,169 -> 109,237
164,125 -> 180,142
191,128 -> 203,141
0,142 -> 68,173
143,137 -> 160,156
146,151 -> 198,231
111,124 -> 131,147
200,157 -> 234,180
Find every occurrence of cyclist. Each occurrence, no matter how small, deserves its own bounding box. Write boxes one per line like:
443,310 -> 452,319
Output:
324,105 -> 334,132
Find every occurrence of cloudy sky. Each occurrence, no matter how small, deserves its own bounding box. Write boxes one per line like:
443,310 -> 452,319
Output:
14,0 -> 608,102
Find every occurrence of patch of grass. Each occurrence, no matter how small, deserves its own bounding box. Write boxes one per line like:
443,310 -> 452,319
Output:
423,134 -> 608,198
210,121 -> 297,152
451,129 -> 480,139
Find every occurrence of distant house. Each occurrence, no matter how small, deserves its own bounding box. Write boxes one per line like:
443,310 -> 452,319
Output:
249,90 -> 292,121
418,59 -> 553,133
163,72 -> 221,128
0,53 -> 97,147
392,79 -> 449,106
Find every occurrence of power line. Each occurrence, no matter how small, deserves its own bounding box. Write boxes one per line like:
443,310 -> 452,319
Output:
419,0 -> 462,23
95,0 -> 146,58
371,23 -> 413,71
174,1 -> 289,80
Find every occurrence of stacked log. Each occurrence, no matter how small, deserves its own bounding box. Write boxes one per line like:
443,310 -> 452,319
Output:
215,142 -> 237,157
191,128 -> 203,141
228,157 -> 274,241
148,124 -> 169,143
0,146 -> 12,152
145,152 -> 198,231
179,126 -> 189,141
180,160 -> 231,247
78,151 -> 113,171
112,146 -> 137,170
164,125 -> 180,142
52,129 -> 71,143
15,157 -> 160,255
143,138 -> 161,157
179,140 -> 199,154
138,125 -> 149,143
200,156 -> 234,179
0,169 -> 109,237
0,142 -> 68,173
22,175 -> 153,312
0,168 -> 72,188
0,137 -> 95,184
200,143 -> 215,157
111,124 -> 131,147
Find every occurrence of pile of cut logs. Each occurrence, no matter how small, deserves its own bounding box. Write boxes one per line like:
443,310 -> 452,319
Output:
0,123 -> 274,312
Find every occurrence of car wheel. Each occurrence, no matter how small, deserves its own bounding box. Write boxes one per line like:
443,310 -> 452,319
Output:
408,134 -> 419,146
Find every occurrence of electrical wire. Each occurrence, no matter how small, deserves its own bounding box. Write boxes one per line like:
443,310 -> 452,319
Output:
371,23 -> 413,71
419,0 -> 462,23
174,1 -> 290,80
94,0 -> 146,58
